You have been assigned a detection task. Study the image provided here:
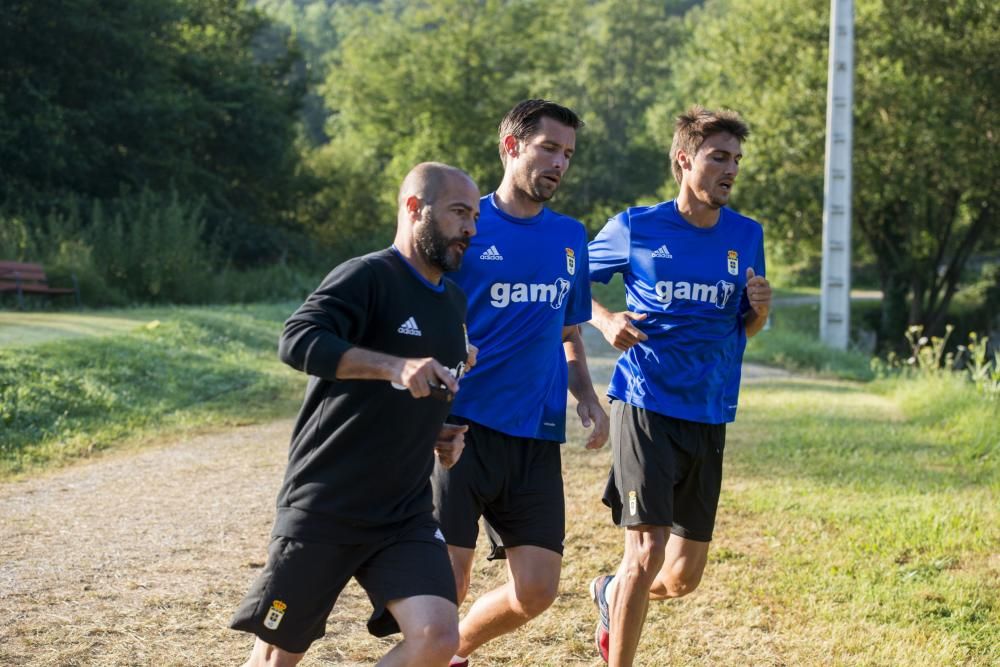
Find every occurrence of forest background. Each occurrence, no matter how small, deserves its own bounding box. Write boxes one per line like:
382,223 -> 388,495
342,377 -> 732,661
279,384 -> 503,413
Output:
1,0 -> 997,351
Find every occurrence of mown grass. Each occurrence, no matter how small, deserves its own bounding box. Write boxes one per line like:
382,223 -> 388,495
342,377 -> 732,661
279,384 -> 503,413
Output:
0,310 -> 164,347
0,293 -> 997,664
706,374 -> 999,665
0,303 -> 303,478
303,370 -> 998,665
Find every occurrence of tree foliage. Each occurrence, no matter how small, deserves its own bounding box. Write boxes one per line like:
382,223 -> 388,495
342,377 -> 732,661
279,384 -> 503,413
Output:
658,0 -> 999,348
305,0 -> 691,249
0,0 -> 306,264
3,0 -> 996,338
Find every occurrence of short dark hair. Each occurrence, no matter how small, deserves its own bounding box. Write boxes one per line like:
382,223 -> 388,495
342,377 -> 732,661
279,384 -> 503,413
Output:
670,106 -> 749,184
498,99 -> 583,165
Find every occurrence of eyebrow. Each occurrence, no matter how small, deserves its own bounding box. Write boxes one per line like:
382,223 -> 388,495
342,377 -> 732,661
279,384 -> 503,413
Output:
711,149 -> 743,159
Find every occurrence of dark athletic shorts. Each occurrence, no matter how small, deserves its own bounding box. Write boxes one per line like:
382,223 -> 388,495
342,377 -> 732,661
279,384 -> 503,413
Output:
603,400 -> 726,542
229,520 -> 456,653
431,417 -> 565,560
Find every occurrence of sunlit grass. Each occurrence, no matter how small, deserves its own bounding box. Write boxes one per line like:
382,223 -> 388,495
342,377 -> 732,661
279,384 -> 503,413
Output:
0,303 -> 304,478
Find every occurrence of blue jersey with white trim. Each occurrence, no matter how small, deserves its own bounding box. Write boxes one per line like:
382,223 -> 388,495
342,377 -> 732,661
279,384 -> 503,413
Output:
450,193 -> 591,441
589,200 -> 765,424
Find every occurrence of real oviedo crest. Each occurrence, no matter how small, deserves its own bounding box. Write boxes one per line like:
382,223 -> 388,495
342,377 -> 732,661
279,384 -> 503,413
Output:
565,248 -> 576,276
727,250 -> 739,276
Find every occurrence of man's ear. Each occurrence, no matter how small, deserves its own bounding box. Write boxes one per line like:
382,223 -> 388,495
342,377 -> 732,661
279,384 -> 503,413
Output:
501,134 -> 519,160
405,194 -> 423,220
676,148 -> 692,173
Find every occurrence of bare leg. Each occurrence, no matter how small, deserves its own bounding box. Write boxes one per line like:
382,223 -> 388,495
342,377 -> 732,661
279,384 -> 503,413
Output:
607,530 -> 711,666
377,595 -> 459,667
649,533 -> 710,601
447,545 -> 476,605
607,525 -> 667,667
241,637 -> 305,667
456,545 -> 561,657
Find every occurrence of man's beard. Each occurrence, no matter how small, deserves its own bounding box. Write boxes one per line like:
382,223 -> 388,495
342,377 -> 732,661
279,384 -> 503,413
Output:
415,210 -> 467,273
524,172 -> 557,203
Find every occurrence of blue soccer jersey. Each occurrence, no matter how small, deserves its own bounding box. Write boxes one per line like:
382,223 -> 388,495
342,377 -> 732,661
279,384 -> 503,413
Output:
589,200 -> 765,424
450,193 -> 592,442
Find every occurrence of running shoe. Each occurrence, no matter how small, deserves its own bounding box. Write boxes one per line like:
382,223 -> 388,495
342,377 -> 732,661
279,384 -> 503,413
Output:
589,574 -> 613,663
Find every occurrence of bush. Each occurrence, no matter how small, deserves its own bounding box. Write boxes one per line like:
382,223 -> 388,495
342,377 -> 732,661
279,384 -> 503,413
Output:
2,191 -> 329,307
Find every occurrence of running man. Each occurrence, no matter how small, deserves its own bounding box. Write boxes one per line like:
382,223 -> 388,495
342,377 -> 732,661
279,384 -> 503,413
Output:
587,106 -> 772,665
230,162 -> 480,667
431,99 -> 609,667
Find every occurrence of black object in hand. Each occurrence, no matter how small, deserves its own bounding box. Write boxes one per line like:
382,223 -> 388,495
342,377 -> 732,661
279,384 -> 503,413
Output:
428,383 -> 454,402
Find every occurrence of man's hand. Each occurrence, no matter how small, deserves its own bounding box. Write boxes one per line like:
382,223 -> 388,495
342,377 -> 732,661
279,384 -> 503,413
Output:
745,267 -> 772,316
577,397 -> 609,450
465,343 -> 478,370
599,311 -> 649,351
435,423 -> 468,468
396,357 -> 459,399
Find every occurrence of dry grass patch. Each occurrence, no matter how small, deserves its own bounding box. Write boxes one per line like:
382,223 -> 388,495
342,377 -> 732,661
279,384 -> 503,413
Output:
1,333 -> 996,665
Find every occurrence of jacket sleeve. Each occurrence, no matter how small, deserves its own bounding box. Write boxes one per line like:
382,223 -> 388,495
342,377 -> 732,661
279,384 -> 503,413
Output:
278,257 -> 376,380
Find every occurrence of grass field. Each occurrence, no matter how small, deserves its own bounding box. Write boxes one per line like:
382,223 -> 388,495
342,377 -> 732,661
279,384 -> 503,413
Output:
301,366 -> 996,665
1,302 -> 997,664
0,303 -> 302,478
0,310 -> 155,347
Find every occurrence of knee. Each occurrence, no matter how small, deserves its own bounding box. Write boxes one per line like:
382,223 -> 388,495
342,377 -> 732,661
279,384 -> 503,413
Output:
245,638 -> 304,667
510,576 -> 559,618
651,562 -> 704,599
408,620 -> 460,663
624,533 -> 667,581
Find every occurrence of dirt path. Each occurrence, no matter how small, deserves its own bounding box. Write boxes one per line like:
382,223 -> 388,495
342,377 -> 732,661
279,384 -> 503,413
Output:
1,325 -> 788,665
0,421 -> 297,666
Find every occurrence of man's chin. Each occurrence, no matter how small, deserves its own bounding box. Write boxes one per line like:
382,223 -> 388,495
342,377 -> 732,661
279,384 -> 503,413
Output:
530,186 -> 555,203
440,249 -> 466,272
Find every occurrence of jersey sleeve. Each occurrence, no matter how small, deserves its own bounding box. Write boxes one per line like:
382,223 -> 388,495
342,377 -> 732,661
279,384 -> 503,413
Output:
278,258 -> 375,380
588,211 -> 631,284
564,231 -> 592,326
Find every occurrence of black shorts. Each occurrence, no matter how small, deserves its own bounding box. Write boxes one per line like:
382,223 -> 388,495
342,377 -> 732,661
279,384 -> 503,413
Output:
431,417 -> 565,560
229,520 -> 456,653
603,401 -> 726,542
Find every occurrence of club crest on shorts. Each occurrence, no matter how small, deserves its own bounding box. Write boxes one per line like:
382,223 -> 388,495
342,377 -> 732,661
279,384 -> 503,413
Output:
264,600 -> 287,630
565,248 -> 576,275
628,490 -> 638,516
727,250 -> 739,276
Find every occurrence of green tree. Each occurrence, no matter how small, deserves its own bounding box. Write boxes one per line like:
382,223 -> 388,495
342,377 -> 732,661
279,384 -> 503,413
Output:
659,0 -> 999,349
551,0 -> 692,227
309,0 -> 698,247
0,0 -> 307,264
311,0 -> 570,248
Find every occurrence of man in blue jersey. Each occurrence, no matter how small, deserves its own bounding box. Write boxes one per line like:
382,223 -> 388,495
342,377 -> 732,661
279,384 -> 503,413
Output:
430,99 -> 609,666
586,106 -> 772,666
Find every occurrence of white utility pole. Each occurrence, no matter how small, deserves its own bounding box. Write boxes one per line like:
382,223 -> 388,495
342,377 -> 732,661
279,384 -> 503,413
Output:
820,0 -> 854,349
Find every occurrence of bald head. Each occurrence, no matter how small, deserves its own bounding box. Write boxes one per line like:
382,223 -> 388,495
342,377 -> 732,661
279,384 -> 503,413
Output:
398,162 -> 476,211
394,162 -> 479,280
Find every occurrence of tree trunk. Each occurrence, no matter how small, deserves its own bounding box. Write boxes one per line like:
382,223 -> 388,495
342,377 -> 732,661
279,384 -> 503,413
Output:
878,270 -> 911,354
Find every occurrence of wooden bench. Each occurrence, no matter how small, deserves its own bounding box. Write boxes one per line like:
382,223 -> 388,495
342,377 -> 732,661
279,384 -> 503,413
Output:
0,261 -> 80,309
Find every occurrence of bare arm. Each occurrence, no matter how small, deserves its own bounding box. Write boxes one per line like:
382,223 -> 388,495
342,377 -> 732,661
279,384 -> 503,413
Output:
589,297 -> 649,351
336,347 -> 459,399
563,324 -> 609,450
743,267 -> 772,339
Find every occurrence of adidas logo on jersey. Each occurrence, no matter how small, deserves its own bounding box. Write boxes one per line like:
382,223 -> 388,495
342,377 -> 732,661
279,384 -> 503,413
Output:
397,316 -> 422,336
480,245 -> 504,260
651,245 -> 673,259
